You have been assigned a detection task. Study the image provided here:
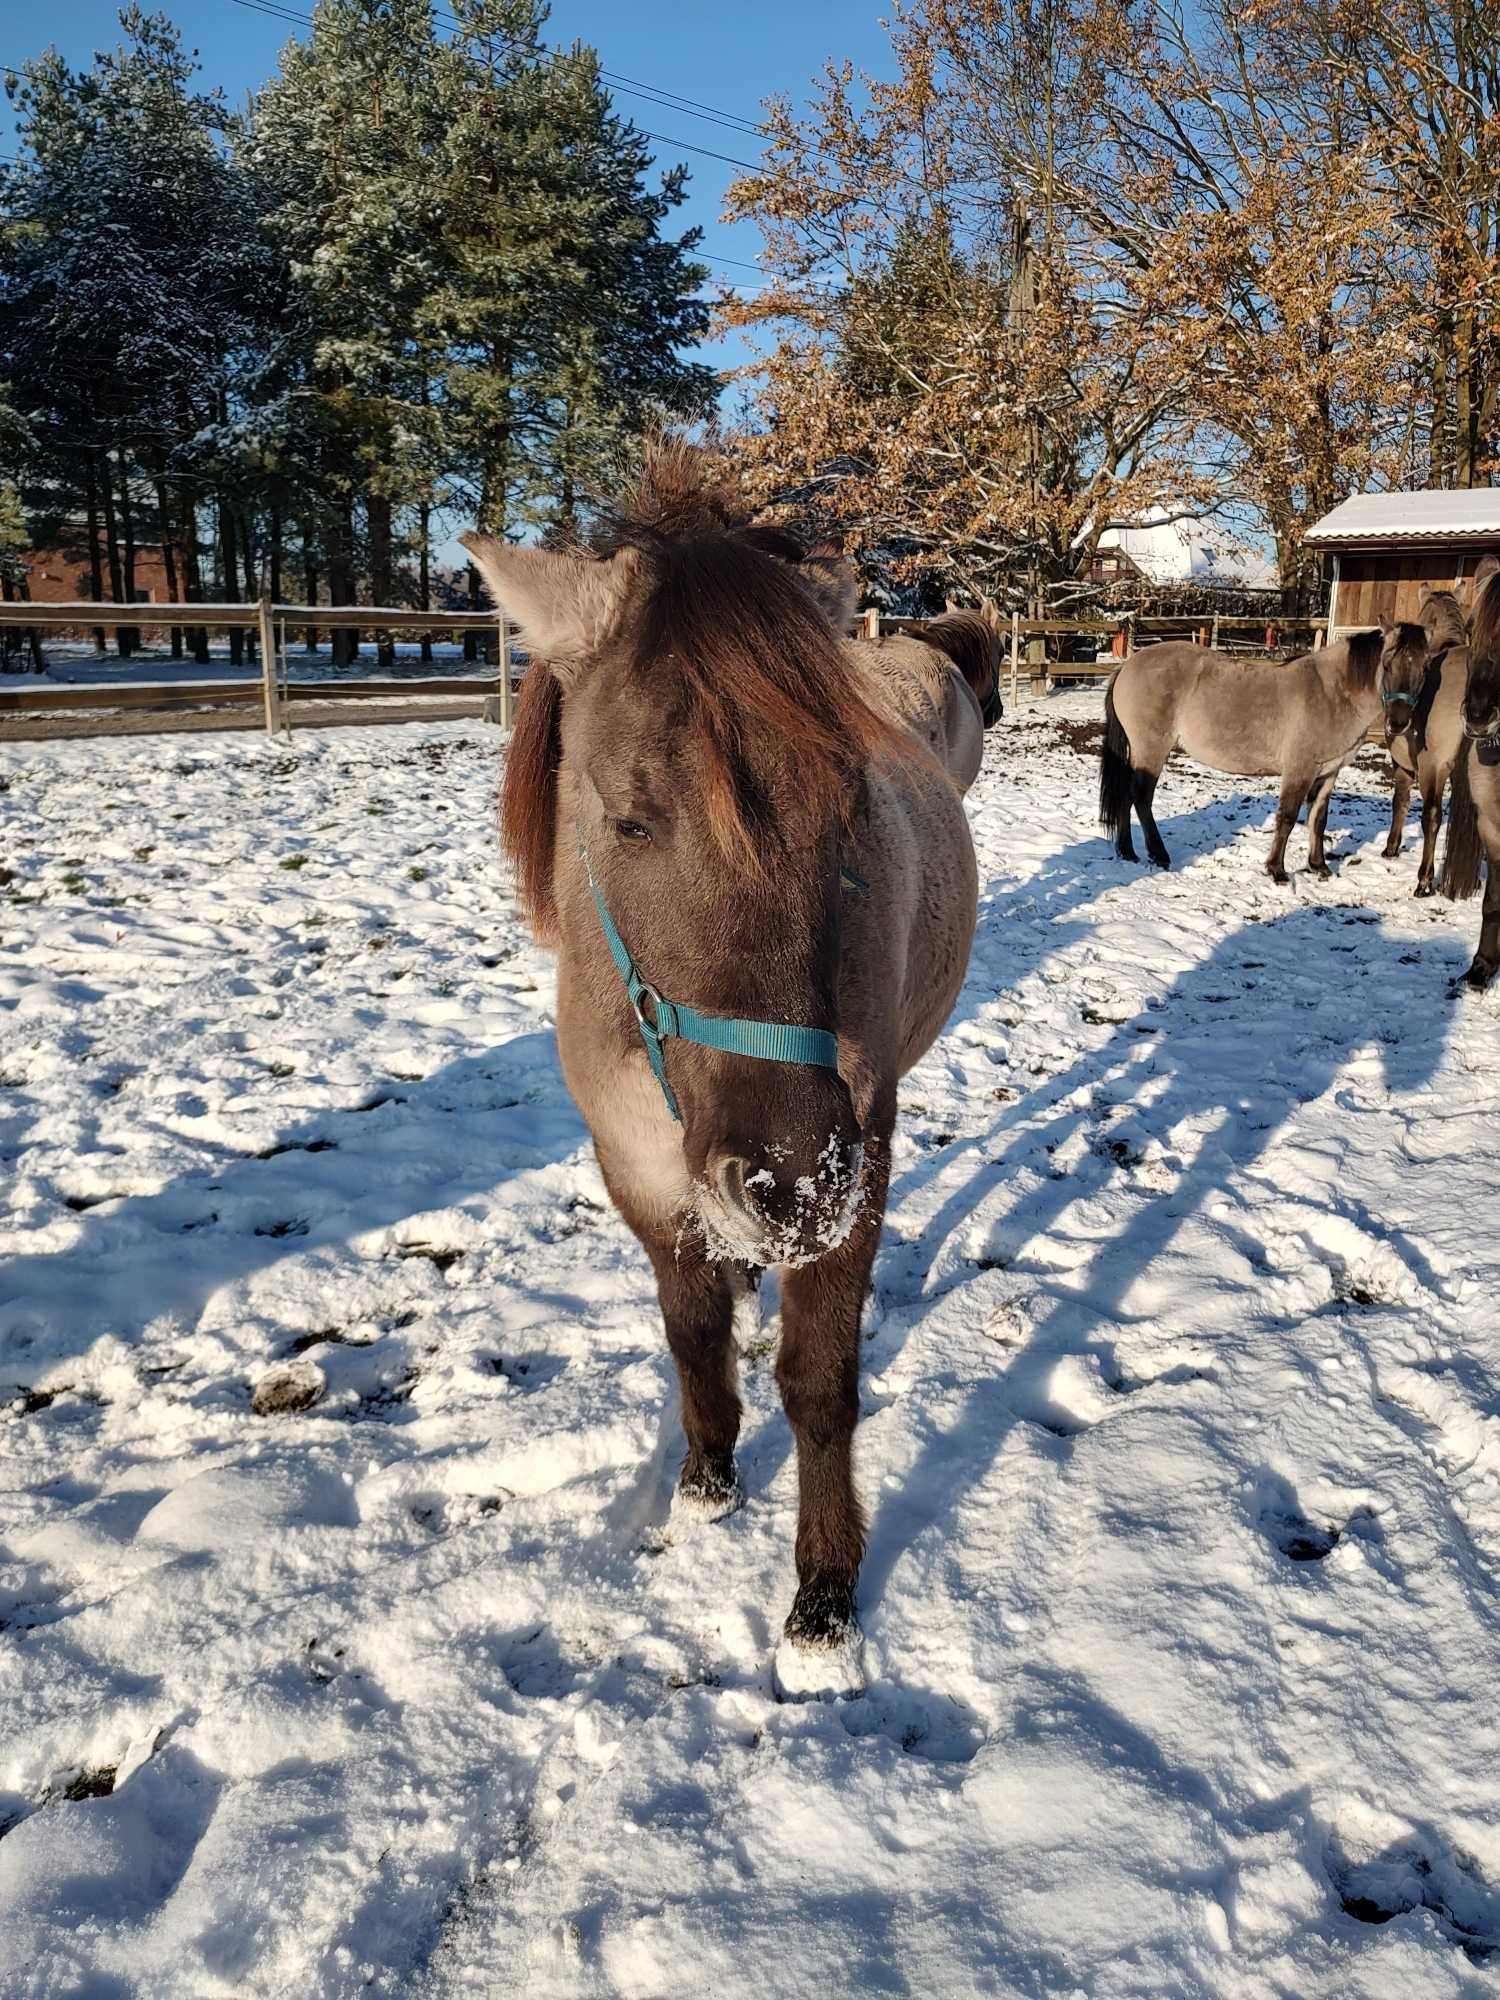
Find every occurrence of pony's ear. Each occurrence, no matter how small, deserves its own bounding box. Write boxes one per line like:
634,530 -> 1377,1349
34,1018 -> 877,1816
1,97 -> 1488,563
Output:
798,550 -> 861,630
460,535 -> 630,675
1474,552 -> 1500,596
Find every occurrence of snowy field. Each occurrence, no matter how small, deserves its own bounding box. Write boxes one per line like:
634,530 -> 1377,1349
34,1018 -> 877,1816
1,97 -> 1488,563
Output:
3,694 -> 1500,1998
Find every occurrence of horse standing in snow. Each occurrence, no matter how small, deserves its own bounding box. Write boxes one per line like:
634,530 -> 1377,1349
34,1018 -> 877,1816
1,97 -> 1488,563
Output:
464,446 -> 986,1695
1383,586 -> 1471,896
1099,623 -> 1430,880
1440,557 -> 1500,986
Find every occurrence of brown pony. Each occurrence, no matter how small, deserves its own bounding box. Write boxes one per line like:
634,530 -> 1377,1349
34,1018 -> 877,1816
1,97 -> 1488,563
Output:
463,446 -> 979,1696
1440,556 -> 1500,986
851,610 -> 1003,792
1101,625 -> 1430,881
1383,587 -> 1471,896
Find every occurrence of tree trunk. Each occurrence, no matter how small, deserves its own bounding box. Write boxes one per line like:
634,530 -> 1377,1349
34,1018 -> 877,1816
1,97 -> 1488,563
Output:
240,514 -> 258,663
82,452 -> 107,655
98,451 -> 128,658
116,453 -> 139,659
302,520 -> 318,653
368,491 -> 395,669
418,499 -> 432,664
327,499 -> 357,668
153,460 -> 182,658
218,495 -> 244,667
269,503 -> 283,605
180,492 -> 209,664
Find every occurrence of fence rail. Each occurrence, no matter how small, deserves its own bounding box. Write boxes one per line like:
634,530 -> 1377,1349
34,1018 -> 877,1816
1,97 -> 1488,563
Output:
0,597 -> 1340,739
0,596 -> 516,735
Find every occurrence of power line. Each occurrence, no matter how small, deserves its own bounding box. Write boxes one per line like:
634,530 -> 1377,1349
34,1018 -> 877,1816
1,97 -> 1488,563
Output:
226,0 -> 763,139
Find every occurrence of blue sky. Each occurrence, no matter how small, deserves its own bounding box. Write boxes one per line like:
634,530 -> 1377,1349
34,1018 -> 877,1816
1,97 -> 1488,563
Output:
1,0 -> 897,373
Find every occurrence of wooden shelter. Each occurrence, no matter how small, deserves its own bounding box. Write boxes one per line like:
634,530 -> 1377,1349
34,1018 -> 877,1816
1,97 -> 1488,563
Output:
1304,490 -> 1500,637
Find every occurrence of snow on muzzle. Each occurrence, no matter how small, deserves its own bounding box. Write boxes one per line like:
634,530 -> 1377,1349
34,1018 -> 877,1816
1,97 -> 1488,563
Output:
697,1131 -> 866,1268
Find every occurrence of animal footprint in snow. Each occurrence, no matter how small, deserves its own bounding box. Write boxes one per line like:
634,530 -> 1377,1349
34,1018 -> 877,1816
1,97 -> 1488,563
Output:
1009,1352 -> 1119,1437
1326,1807 -> 1500,1959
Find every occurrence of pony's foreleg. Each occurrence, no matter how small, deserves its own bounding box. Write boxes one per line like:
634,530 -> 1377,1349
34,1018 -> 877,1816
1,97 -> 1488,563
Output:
1304,769 -> 1339,878
1384,765 -> 1412,860
1415,764 -> 1447,897
776,1127 -> 892,1653
1465,846 -> 1500,988
633,1225 -> 745,1517
1266,772 -> 1316,882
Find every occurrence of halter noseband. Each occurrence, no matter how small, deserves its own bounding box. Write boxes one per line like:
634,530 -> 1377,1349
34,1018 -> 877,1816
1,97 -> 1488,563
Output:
579,839 -> 842,1124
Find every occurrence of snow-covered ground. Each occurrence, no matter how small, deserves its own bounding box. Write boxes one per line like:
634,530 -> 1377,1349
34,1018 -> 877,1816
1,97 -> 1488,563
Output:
3,694 -> 1500,1998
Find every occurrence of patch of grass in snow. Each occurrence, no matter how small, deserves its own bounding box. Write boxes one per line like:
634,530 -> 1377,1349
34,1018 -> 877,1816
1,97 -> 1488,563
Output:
278,854 -> 309,871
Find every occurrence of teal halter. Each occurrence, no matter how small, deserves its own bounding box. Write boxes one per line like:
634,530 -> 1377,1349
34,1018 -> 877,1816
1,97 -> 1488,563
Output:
579,841 -> 841,1123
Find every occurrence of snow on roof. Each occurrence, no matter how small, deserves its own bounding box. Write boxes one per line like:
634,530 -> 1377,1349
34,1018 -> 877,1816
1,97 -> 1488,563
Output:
1096,512 -> 1277,589
1305,489 -> 1500,548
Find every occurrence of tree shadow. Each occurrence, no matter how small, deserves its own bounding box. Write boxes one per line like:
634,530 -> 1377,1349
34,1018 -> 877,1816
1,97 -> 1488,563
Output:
860,903 -> 1466,1610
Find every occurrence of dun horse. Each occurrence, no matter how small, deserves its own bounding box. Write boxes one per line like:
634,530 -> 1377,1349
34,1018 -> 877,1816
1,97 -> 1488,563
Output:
1100,625 -> 1429,880
1383,587 -> 1470,895
464,447 -> 985,1695
1440,558 -> 1500,986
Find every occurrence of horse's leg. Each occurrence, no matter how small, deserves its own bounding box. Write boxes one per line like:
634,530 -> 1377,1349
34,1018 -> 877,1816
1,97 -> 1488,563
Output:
1305,769 -> 1338,878
1384,765 -> 1412,859
1415,762 -> 1446,897
1266,772 -> 1314,882
1131,768 -> 1171,869
603,1165 -> 744,1514
776,1126 -> 892,1657
1465,842 -> 1500,988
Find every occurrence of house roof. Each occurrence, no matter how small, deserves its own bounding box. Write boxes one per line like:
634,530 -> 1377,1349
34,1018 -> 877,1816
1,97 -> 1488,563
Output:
1097,514 -> 1277,589
1304,490 -> 1500,549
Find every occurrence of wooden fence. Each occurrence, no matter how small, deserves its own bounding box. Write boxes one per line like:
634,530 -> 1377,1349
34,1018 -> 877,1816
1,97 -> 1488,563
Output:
0,598 -> 1336,740
0,597 -> 515,735
864,607 -> 1330,702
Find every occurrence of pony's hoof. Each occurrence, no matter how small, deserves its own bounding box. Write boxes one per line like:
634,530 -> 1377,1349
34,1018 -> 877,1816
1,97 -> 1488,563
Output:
1383,843 -> 1402,860
1414,881 -> 1435,899
774,1593 -> 864,1701
1268,869 -> 1291,886
1463,961 -> 1497,992
1311,864 -> 1332,880
1147,848 -> 1170,870
672,1455 -> 743,1525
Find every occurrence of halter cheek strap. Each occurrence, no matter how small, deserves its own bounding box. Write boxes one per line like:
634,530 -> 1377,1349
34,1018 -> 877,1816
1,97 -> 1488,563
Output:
579,840 -> 841,1124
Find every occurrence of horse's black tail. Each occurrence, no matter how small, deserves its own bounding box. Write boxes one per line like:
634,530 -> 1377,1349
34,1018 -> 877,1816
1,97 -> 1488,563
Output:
1441,740 -> 1484,901
1099,671 -> 1135,855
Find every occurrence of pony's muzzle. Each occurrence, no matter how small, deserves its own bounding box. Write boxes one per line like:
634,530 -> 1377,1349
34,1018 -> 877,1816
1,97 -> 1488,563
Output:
700,1119 -> 865,1268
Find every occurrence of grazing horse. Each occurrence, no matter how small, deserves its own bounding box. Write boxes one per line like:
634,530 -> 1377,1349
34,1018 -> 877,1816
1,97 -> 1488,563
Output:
851,609 -> 1003,792
462,446 -> 979,1695
1384,587 -> 1471,896
1100,625 -> 1429,881
1440,557 -> 1500,987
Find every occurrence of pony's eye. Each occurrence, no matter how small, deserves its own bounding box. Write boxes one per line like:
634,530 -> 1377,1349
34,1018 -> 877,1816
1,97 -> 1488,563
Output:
614,818 -> 651,844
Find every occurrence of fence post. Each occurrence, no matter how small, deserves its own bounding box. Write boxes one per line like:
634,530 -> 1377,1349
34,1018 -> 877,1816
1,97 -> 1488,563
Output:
1210,613 -> 1220,650
1125,612 -> 1136,658
257,594 -> 281,735
1010,609 -> 1020,707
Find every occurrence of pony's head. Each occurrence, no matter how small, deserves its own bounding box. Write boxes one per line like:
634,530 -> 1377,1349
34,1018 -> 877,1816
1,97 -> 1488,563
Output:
465,443 -> 901,1265
1463,554 -> 1500,741
912,610 -> 1005,728
1348,621 -> 1428,736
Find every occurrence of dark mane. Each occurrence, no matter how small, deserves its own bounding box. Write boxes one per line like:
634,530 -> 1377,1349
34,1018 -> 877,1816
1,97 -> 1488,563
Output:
1344,622 -> 1424,692
912,611 -> 1000,702
500,443 -> 901,937
500,662 -> 566,940
1472,565 -> 1500,672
